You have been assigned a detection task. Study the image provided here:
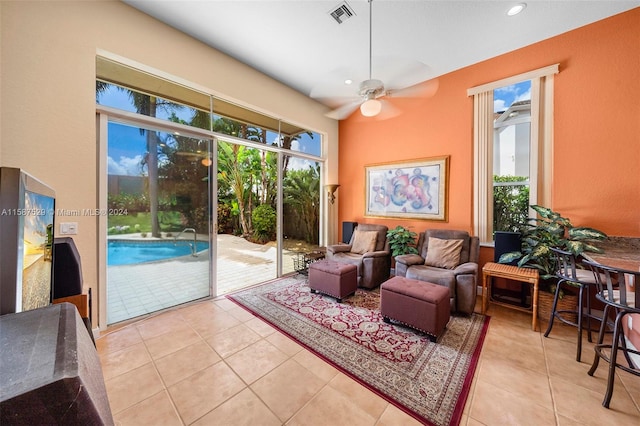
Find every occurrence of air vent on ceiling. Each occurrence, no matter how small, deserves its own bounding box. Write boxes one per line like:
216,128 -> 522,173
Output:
329,2 -> 355,24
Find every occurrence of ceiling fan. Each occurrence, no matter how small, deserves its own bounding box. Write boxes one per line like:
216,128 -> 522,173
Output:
312,0 -> 438,120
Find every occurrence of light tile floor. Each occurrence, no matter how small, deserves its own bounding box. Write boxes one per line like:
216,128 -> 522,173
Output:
97,294 -> 640,425
107,234 -> 308,324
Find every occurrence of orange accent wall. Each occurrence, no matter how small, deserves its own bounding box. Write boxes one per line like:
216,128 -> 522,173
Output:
338,8 -> 640,239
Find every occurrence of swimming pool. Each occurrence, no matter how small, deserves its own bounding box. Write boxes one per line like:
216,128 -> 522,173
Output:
108,240 -> 209,266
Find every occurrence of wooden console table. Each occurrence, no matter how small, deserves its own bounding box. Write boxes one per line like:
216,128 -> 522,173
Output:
482,262 -> 540,331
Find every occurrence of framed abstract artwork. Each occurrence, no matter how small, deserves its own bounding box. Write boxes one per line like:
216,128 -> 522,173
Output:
365,156 -> 449,221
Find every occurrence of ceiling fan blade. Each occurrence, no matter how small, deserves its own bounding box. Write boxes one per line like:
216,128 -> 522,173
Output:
373,56 -> 434,91
313,95 -> 361,110
387,78 -> 439,99
325,100 -> 362,120
309,67 -> 366,105
375,99 -> 402,120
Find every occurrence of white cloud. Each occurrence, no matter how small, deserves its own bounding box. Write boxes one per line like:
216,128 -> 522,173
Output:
494,99 -> 507,113
108,155 -> 145,176
291,139 -> 304,152
515,87 -> 531,102
495,84 -> 519,95
288,157 -> 315,171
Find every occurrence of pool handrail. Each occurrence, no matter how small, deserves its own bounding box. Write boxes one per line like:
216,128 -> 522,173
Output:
174,228 -> 198,256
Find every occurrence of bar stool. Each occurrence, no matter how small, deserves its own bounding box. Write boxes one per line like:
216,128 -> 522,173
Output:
582,260 -> 640,408
543,247 -> 604,362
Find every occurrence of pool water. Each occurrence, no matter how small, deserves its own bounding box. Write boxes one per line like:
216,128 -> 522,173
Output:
108,240 -> 209,266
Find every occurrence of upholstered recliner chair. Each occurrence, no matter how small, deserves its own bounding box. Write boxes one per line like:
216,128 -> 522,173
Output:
395,229 -> 479,314
326,224 -> 391,289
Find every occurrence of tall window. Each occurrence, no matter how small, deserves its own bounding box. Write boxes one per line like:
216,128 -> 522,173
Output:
468,64 -> 558,244
493,82 -> 531,233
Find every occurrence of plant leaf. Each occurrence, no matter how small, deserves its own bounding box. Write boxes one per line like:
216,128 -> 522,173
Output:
498,251 -> 522,263
582,243 -> 605,253
531,205 -> 553,218
568,227 -> 608,241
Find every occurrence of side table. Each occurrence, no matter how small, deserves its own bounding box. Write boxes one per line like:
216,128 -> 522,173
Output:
293,250 -> 326,275
482,262 -> 540,331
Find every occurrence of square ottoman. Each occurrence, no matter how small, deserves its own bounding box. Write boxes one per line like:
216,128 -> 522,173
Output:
308,259 -> 357,302
380,276 -> 450,341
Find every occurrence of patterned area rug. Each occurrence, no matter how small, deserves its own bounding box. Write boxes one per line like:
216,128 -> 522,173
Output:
227,276 -> 489,426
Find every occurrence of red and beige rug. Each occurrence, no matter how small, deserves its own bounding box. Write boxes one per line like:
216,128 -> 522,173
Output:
227,276 -> 489,426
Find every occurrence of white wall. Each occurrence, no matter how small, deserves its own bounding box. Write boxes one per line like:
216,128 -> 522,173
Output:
0,1 -> 339,327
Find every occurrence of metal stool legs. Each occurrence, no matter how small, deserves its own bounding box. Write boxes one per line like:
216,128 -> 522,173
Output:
583,259 -> 640,409
543,278 -> 595,362
587,306 -> 627,408
544,247 -> 604,362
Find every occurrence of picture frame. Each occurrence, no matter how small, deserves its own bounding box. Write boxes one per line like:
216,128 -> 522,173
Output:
365,156 -> 449,221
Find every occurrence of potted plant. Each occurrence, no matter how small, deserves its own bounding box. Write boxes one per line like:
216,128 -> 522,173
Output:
498,205 -> 608,276
387,225 -> 419,257
498,204 -> 608,318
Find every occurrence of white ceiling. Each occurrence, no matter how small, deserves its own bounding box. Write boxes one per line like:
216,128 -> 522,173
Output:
124,1 -> 638,110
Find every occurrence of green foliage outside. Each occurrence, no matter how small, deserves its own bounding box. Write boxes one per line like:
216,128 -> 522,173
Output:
108,193 -> 150,213
100,82 -> 320,246
107,212 -> 183,235
493,175 -> 529,234
283,165 -> 320,244
252,204 -> 276,242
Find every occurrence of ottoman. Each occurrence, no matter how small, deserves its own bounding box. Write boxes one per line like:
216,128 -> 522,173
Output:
380,276 -> 450,341
308,259 -> 357,302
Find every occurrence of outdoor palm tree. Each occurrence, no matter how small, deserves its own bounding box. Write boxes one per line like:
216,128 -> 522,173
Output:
284,165 -> 320,244
217,141 -> 252,236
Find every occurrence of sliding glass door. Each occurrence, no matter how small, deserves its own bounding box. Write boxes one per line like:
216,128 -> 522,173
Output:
97,73 -> 324,326
215,139 -> 278,293
106,121 -> 212,324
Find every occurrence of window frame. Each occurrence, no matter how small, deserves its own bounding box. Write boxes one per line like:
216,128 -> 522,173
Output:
468,64 -> 559,245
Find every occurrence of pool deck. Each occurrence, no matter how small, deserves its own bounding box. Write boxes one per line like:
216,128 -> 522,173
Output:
107,233 -> 305,324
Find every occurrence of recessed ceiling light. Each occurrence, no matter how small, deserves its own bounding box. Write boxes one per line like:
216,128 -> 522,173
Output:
507,3 -> 526,16
344,79 -> 353,85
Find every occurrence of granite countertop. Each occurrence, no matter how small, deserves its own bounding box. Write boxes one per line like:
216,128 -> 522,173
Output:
584,236 -> 640,271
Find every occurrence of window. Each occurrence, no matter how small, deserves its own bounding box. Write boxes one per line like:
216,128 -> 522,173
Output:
468,64 -> 559,244
493,82 -> 531,233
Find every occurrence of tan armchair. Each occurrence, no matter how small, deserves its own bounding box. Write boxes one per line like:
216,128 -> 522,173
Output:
326,224 -> 391,289
395,229 -> 479,314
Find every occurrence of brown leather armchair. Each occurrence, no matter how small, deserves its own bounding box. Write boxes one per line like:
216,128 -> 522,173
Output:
326,224 -> 391,289
395,229 -> 479,314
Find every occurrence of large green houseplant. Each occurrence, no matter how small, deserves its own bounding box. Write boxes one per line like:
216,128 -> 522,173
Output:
499,204 -> 608,279
387,225 -> 419,257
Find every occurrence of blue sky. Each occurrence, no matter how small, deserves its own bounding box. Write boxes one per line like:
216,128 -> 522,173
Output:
494,80 -> 531,113
107,122 -> 148,176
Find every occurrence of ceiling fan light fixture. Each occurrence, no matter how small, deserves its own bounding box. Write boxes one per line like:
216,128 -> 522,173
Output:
360,98 -> 382,117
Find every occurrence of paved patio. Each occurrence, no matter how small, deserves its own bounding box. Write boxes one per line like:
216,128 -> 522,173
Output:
107,234 -> 308,324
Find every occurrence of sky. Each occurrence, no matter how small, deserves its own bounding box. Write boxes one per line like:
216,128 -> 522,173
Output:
23,191 -> 55,256
99,85 -> 320,176
494,80 -> 531,113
